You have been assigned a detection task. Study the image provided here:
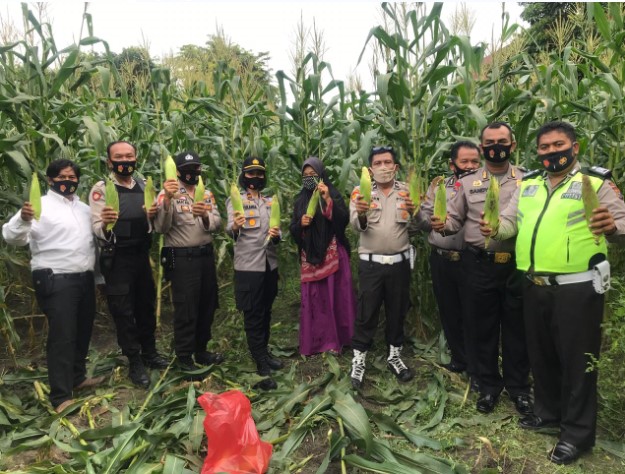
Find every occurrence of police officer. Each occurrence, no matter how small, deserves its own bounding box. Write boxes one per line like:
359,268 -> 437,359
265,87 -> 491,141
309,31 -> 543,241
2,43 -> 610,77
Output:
349,146 -> 417,388
481,121 -> 625,464
415,141 -> 481,387
226,156 -> 282,391
90,141 -> 169,388
154,151 -> 223,371
432,122 -> 532,416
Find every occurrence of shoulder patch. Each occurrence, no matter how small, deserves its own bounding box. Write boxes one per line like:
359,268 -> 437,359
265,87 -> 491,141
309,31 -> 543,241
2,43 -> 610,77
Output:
584,165 -> 612,180
91,190 -> 102,201
607,180 -> 623,201
522,169 -> 544,181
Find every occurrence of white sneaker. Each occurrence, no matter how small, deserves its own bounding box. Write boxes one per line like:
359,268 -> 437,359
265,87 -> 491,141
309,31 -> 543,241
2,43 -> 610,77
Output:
350,350 -> 367,388
387,345 -> 414,382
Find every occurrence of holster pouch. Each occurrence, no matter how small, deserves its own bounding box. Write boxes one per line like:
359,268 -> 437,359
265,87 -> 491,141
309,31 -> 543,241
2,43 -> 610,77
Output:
592,260 -> 610,294
99,242 -> 116,274
32,268 -> 54,297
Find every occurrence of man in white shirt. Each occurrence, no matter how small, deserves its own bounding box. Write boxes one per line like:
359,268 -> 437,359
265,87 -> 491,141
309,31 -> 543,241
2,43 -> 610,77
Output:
2,159 -> 104,413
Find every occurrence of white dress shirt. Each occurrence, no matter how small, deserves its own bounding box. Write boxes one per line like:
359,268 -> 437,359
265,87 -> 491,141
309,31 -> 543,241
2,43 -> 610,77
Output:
2,191 -> 96,273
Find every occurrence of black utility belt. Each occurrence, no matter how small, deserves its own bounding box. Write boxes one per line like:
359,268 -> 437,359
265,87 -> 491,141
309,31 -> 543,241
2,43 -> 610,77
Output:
432,247 -> 461,262
33,269 -> 92,280
114,243 -> 151,255
466,245 -> 514,264
168,244 -> 213,257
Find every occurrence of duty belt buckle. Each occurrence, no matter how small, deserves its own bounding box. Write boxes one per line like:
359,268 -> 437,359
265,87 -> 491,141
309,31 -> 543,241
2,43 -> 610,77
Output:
449,251 -> 460,262
381,255 -> 394,265
494,252 -> 511,264
532,276 -> 547,286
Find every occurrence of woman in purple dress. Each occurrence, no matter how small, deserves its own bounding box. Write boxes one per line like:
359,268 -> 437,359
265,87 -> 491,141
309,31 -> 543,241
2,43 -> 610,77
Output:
290,157 -> 356,355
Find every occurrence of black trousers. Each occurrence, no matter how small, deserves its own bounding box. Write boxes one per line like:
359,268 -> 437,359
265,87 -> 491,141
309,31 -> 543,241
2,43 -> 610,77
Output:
103,248 -> 156,358
351,258 -> 410,352
461,250 -> 530,397
168,249 -> 219,358
234,265 -> 278,362
33,271 -> 96,407
429,250 -> 477,377
524,279 -> 603,449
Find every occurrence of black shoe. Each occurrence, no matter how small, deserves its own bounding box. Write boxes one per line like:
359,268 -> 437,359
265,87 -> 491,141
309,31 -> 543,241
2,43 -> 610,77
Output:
476,393 -> 498,413
176,356 -> 197,372
142,352 -> 170,369
256,358 -> 272,377
519,414 -> 559,430
470,378 -> 480,393
128,357 -> 150,388
549,441 -> 585,465
194,351 -> 224,366
511,393 -> 533,416
266,356 -> 284,370
254,377 -> 277,391
442,361 -> 466,373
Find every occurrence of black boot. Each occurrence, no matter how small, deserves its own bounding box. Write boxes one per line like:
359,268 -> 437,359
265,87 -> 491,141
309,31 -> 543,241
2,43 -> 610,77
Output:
255,356 -> 277,390
195,351 -> 224,366
142,351 -> 170,369
128,356 -> 150,388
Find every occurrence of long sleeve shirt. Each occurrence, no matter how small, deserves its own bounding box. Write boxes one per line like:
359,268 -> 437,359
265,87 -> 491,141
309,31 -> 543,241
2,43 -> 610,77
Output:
2,191 -> 96,273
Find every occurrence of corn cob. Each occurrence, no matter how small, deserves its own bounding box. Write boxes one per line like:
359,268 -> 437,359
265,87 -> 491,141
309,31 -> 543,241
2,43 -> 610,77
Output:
269,194 -> 280,228
582,174 -> 602,245
408,167 -> 421,214
230,182 -> 244,216
164,155 -> 177,181
306,189 -> 320,216
483,175 -> 500,249
105,177 -> 119,232
144,176 -> 155,211
359,166 -> 372,205
29,172 -> 42,220
194,176 -> 205,202
433,176 -> 447,221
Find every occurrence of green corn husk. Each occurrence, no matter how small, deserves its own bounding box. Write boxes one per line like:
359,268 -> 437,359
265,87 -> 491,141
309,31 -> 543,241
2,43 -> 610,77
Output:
164,155 -> 177,181
433,177 -> 447,221
306,189 -> 320,217
105,178 -> 119,232
230,182 -> 244,215
269,195 -> 280,228
408,167 -> 422,214
29,172 -> 42,220
144,176 -> 155,211
582,174 -> 602,245
194,176 -> 205,202
483,175 -> 500,249
359,166 -> 371,204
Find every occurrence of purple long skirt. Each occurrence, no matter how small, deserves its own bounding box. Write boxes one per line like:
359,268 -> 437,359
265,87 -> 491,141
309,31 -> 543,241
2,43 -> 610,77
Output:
299,243 -> 356,356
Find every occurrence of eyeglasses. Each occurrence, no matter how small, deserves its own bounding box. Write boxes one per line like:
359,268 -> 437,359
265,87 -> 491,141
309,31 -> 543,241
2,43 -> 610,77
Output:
372,146 -> 394,153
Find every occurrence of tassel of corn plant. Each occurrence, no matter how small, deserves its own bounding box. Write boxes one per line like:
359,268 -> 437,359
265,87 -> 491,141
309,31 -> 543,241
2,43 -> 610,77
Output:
359,167 -> 371,205
144,176 -> 155,211
582,174 -> 602,245
194,176 -> 205,202
306,189 -> 320,217
105,178 -> 119,232
230,182 -> 244,216
433,177 -> 447,221
29,172 -> 41,220
408,167 -> 421,214
483,175 -> 500,249
164,155 -> 177,181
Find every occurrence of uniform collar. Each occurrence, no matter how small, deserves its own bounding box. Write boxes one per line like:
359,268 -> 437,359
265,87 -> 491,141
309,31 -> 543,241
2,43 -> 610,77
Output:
47,189 -> 78,205
482,163 -> 517,181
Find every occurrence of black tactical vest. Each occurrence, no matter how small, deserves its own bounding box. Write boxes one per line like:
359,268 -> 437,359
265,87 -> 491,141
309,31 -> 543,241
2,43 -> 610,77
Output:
112,181 -> 151,249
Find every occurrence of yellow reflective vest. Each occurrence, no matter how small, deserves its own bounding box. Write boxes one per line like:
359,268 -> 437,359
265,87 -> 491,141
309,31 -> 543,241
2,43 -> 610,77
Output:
516,171 -> 607,273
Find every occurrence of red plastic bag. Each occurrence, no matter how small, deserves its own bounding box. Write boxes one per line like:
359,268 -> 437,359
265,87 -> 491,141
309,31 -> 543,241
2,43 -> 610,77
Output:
198,390 -> 272,474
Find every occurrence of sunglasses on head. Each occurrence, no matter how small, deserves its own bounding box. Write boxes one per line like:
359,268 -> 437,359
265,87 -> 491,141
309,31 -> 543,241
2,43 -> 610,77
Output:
372,146 -> 394,153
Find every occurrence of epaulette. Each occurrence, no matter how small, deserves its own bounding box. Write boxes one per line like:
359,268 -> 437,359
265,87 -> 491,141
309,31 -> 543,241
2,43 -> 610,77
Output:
516,165 -> 528,172
457,169 -> 478,180
522,169 -> 544,181
582,165 -> 612,180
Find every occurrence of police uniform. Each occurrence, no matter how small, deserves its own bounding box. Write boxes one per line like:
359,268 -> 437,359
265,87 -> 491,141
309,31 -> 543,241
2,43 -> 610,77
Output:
349,180 -> 416,384
445,165 -> 531,406
497,164 -> 625,450
153,178 -> 221,366
415,175 -> 477,380
226,190 -> 279,371
90,175 -> 161,372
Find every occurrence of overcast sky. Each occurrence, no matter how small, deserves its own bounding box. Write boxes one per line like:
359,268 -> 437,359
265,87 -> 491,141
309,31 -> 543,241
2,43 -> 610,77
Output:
0,1 -> 527,89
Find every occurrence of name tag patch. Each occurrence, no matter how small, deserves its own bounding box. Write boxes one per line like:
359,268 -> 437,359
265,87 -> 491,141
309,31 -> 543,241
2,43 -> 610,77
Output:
522,185 -> 539,197
561,181 -> 582,200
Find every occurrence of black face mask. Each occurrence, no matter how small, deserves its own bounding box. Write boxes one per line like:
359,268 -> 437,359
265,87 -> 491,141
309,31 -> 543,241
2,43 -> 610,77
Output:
243,176 -> 266,191
179,168 -> 200,185
453,167 -> 472,179
110,160 -> 136,176
540,147 -> 574,172
482,143 -> 512,163
302,176 -> 318,191
51,179 -> 78,196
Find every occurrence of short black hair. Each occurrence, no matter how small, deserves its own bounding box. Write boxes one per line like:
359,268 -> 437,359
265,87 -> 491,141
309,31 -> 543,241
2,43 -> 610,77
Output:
536,121 -> 576,144
480,121 -> 514,142
107,140 -> 137,159
46,159 -> 81,180
450,141 -> 480,162
368,146 -> 397,165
